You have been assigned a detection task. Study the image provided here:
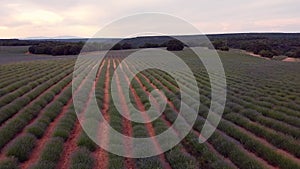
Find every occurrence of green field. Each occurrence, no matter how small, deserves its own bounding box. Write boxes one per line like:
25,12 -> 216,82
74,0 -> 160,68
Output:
0,48 -> 299,169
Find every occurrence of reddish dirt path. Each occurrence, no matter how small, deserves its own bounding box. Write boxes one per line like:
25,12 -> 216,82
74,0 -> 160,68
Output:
19,61 -> 100,168
20,61 -> 104,169
58,116 -> 82,169
94,59 -> 111,169
147,72 -> 273,168
283,57 -> 300,62
138,67 -> 298,167
0,71 -> 72,129
247,116 -> 300,161
0,62 -> 72,98
120,60 -> 187,151
117,60 -> 172,169
57,60 -> 106,169
0,78 -> 73,162
122,61 -> 250,169
129,65 -> 275,169
20,93 -> 73,169
227,119 -> 300,166
122,60 -> 238,168
113,60 -> 135,169
218,129 -> 277,169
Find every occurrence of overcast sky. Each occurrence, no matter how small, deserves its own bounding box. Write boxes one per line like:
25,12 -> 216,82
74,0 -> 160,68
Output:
1,0 -> 299,38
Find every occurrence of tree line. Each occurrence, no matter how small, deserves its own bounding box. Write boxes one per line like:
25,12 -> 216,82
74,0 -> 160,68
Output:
111,39 -> 185,51
209,33 -> 300,58
1,33 -> 300,58
0,39 -> 40,46
28,42 -> 84,55
27,39 -> 185,56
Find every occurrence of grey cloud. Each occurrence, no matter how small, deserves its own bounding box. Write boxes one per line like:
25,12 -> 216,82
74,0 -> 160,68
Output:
1,0 -> 300,38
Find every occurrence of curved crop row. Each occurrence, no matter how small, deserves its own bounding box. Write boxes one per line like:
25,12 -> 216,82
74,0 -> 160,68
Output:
0,71 -> 72,126
0,62 -> 68,98
129,63 -> 274,169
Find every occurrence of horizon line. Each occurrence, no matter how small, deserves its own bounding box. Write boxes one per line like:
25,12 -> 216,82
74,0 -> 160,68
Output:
2,31 -> 300,40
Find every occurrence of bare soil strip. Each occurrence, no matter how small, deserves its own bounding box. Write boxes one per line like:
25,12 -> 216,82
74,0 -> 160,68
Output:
122,60 -> 237,167
94,59 -> 111,169
282,57 -> 300,62
20,89 -> 73,169
146,68 -> 300,166
229,120 -> 300,166
0,64 -> 64,98
123,61 -> 272,169
0,72 -> 72,129
120,61 -> 188,151
113,59 -> 135,169
136,68 -> 276,169
58,60 -> 105,169
0,81 -> 72,161
21,60 -> 103,169
117,59 -> 172,169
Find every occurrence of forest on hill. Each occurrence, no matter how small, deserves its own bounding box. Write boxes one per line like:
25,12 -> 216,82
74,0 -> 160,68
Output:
0,33 -> 300,58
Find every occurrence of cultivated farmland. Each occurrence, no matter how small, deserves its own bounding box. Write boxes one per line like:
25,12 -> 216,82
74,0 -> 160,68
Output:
0,47 -> 299,169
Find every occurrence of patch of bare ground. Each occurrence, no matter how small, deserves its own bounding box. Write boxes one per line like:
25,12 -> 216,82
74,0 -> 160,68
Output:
120,60 -> 187,152
20,91 -> 73,169
113,59 -> 135,169
19,60 -> 103,168
0,78 -> 72,160
57,60 -> 105,169
117,60 -> 172,169
123,61 -> 274,169
282,57 -> 300,62
0,72 -> 72,129
227,119 -> 300,166
231,49 -> 270,60
130,66 -> 238,168
94,59 -> 111,169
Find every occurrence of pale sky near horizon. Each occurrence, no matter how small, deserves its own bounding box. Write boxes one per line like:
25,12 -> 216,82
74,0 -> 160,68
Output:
0,0 -> 299,38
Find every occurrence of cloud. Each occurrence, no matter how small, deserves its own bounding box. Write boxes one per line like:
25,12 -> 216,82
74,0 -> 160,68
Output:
17,10 -> 63,25
0,26 -> 8,30
0,0 -> 300,38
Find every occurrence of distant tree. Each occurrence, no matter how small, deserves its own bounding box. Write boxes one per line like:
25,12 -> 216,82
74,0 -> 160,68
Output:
24,33 -> 300,57
69,45 -> 81,55
258,50 -> 274,58
28,42 -> 83,55
121,43 -> 132,50
293,50 -> 300,58
212,40 -> 229,51
0,39 -> 40,46
139,43 -> 160,48
28,46 -> 35,54
286,49 -> 300,58
160,42 -> 167,47
166,39 -> 184,51
51,46 -> 65,56
212,40 -> 225,49
34,46 -> 47,54
43,46 -> 52,55
248,43 -> 272,54
111,43 -> 122,50
220,46 -> 229,51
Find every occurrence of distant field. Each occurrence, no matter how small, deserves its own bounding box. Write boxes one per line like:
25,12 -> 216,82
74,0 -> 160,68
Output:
0,46 -> 76,65
0,48 -> 299,169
